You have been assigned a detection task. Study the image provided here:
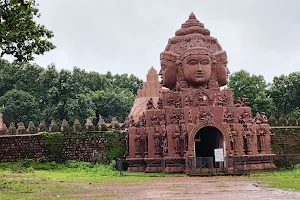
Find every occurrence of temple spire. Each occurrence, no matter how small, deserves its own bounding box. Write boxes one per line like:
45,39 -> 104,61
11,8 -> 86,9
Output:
189,12 -> 196,19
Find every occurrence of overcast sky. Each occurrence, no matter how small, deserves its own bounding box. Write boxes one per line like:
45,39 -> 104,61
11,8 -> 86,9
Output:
33,0 -> 300,83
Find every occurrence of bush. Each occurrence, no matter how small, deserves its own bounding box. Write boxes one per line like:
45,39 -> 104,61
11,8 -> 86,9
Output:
42,132 -> 66,163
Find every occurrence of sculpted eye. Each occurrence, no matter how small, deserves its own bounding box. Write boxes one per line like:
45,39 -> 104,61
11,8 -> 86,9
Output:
161,65 -> 166,70
200,59 -> 209,65
188,60 -> 198,65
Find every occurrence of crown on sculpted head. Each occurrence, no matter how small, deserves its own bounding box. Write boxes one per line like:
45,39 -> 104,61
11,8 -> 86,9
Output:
159,12 -> 229,90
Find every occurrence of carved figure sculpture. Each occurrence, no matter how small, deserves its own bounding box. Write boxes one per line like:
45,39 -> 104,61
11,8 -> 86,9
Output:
188,110 -> 193,124
38,120 -> 47,132
230,126 -> 238,155
129,115 -> 135,127
160,13 -> 224,91
257,126 -> 266,153
184,93 -> 190,107
153,126 -> 161,155
0,123 -> 7,135
123,116 -> 130,129
253,113 -> 262,124
179,113 -> 186,130
8,122 -> 16,135
111,117 -> 119,130
0,113 -> 7,135
135,129 -> 142,155
73,119 -> 82,132
17,121 -> 26,134
228,127 -> 234,155
49,120 -> 59,132
161,126 -> 168,155
167,95 -> 175,107
61,119 -> 70,132
139,113 -> 146,127
243,126 -> 253,155
170,111 -> 179,124
143,128 -> 148,154
214,50 -> 230,87
175,97 -> 182,108
124,130 -> 129,157
146,98 -> 155,110
173,126 -> 181,154
159,51 -> 178,90
261,112 -> 268,124
160,115 -> 166,128
239,110 -> 252,124
27,121 -> 37,134
197,94 -> 207,106
235,97 -> 242,107
241,95 -> 250,107
85,118 -> 94,131
157,95 -> 163,109
197,109 -> 213,124
151,113 -> 159,126
180,125 -> 188,151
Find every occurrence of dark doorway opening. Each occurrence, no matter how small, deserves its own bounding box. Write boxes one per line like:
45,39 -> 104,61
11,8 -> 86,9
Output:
194,126 -> 224,162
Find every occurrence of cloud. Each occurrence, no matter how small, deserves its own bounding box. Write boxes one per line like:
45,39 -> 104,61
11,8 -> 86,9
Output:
34,0 -> 300,83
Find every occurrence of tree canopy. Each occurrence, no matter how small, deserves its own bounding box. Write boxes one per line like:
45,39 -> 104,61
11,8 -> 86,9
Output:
228,70 -> 300,118
0,0 -> 55,62
0,59 -> 143,125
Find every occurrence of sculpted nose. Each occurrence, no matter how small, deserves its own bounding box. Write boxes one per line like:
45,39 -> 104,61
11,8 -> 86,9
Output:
227,67 -> 230,75
197,64 -> 203,71
158,68 -> 162,75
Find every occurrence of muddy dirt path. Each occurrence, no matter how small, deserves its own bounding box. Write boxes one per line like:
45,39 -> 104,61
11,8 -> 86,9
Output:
82,177 -> 300,200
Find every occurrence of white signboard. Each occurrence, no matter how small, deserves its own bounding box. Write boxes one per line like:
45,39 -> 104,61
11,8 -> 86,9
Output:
214,148 -> 224,162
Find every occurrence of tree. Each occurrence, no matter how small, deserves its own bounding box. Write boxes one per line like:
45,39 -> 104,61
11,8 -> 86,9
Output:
268,72 -> 300,117
228,70 -> 274,115
92,88 -> 135,122
64,93 -> 96,124
0,0 -> 55,62
106,72 -> 143,95
0,89 -> 40,125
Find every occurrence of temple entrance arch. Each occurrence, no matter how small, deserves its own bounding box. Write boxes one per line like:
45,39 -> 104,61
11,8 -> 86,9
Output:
194,126 -> 224,158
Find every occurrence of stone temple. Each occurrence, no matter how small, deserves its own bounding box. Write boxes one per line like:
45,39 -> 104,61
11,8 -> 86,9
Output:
125,13 -> 275,174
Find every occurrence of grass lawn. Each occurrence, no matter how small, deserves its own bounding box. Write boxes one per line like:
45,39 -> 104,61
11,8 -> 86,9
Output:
0,160 -> 182,200
251,165 -> 300,191
1,160 -> 300,199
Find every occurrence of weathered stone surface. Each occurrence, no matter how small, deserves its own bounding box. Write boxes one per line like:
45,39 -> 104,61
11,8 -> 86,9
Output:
126,13 -> 275,173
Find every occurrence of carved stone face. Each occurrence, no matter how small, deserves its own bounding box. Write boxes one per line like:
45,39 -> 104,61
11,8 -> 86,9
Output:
216,57 -> 229,86
182,54 -> 212,87
159,59 -> 177,90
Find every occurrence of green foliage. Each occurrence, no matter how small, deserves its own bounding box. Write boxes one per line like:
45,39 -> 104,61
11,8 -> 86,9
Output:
228,70 -> 275,116
0,0 -> 55,62
0,89 -> 40,124
105,131 -> 126,161
268,72 -> 300,118
42,132 -> 65,162
0,60 -> 142,124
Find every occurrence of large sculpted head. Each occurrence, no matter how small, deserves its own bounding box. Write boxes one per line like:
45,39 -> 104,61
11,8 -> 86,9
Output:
159,12 -> 229,90
180,47 -> 215,87
159,51 -> 177,90
214,51 -> 230,87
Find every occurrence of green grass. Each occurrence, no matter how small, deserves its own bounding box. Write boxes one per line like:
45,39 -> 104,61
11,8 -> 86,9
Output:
0,160 -> 185,199
251,165 -> 300,191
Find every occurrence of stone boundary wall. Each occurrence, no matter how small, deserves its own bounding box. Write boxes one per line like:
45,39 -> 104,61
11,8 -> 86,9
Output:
0,134 -> 46,162
0,131 -> 125,163
270,127 -> 300,154
0,127 -> 299,163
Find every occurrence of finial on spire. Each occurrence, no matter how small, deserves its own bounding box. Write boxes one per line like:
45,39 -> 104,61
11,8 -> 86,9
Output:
189,12 -> 196,19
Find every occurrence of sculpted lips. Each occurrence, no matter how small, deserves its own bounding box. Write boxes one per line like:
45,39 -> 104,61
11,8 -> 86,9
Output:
196,71 -> 204,77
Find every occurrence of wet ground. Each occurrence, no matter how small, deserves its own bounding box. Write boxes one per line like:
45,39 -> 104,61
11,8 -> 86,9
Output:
78,176 -> 300,199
